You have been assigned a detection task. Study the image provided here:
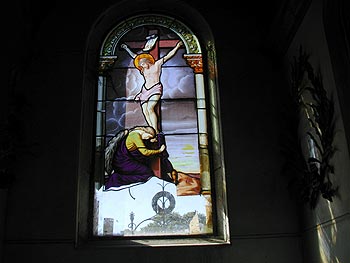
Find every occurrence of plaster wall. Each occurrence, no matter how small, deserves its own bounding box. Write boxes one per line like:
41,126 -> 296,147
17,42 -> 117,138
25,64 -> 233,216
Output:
286,0 -> 350,262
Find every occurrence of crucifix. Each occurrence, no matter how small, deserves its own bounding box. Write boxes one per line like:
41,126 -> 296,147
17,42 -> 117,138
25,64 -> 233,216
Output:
121,29 -> 182,180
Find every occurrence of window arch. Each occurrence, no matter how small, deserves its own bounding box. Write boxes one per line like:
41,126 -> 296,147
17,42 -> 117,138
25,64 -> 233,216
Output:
76,2 -> 229,247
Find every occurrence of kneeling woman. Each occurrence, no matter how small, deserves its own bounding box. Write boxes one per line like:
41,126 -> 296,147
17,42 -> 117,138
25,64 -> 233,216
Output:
104,126 -> 177,190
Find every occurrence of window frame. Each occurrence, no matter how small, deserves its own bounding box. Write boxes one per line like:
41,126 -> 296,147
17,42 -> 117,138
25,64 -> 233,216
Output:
75,10 -> 229,248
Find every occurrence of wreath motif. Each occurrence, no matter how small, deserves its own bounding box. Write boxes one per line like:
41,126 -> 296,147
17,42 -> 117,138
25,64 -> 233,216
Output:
152,191 -> 176,214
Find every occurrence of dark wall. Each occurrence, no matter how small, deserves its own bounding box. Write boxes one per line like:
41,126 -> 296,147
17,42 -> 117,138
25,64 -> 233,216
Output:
287,0 -> 350,262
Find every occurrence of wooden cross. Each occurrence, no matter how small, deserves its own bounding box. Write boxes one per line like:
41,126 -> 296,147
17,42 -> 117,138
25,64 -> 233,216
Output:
124,29 -> 179,60
124,29 -> 179,179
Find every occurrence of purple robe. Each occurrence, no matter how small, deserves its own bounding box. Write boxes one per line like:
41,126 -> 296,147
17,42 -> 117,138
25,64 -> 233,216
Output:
105,137 -> 155,189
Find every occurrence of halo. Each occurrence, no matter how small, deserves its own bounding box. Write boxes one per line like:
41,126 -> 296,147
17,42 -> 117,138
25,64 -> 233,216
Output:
134,53 -> 155,71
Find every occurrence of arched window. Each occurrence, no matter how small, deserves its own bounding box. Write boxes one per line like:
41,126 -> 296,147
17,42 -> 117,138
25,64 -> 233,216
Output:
76,2 -> 229,247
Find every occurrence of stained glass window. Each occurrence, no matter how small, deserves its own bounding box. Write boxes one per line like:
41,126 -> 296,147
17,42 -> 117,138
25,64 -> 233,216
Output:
76,13 -> 229,247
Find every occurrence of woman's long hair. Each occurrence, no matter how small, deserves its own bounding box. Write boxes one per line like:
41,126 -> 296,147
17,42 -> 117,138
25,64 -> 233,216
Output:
104,129 -> 128,175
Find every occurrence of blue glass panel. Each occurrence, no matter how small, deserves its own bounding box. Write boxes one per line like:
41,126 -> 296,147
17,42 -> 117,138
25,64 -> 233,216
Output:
161,67 -> 195,99
105,100 -> 147,136
160,100 -> 198,134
